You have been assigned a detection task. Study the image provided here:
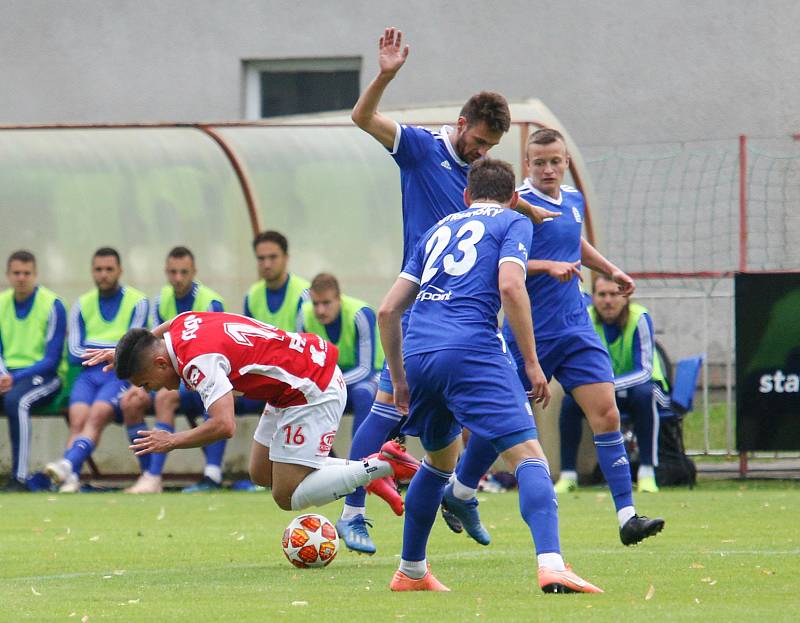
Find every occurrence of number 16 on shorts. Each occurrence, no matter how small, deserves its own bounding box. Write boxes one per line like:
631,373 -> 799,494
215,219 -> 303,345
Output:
283,425 -> 306,446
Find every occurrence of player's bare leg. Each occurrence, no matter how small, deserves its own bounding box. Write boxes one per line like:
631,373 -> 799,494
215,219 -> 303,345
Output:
249,439 -> 273,488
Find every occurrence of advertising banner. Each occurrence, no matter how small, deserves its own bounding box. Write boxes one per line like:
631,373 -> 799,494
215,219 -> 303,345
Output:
736,273 -> 800,451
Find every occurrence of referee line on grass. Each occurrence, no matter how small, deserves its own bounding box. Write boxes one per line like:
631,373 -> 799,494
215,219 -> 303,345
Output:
4,548 -> 800,583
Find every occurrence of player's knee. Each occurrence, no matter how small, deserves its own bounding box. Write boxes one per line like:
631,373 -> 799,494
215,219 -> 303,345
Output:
271,487 -> 294,511
249,462 -> 271,488
120,388 -> 150,413
591,404 -> 620,432
154,388 -> 179,412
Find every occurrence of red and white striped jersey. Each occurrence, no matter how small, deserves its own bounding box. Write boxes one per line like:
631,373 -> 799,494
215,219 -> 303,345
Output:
164,311 -> 339,410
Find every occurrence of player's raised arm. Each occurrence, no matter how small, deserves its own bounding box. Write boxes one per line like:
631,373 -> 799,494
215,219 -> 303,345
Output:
377,276 -> 419,415
580,238 -> 635,295
351,27 -> 410,149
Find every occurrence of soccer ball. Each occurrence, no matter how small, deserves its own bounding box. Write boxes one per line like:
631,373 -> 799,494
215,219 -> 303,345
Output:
281,513 -> 339,569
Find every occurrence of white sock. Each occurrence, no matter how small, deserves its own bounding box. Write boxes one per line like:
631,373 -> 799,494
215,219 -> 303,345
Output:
618,505 -> 636,527
638,465 -> 655,480
537,552 -> 566,571
340,504 -> 366,521
290,457 -> 392,510
204,465 -> 222,484
399,558 -> 428,580
452,477 -> 477,500
558,470 -> 578,482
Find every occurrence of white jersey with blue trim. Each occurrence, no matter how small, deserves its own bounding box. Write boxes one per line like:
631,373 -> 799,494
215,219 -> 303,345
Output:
399,202 -> 532,357
503,180 -> 593,341
389,123 -> 470,268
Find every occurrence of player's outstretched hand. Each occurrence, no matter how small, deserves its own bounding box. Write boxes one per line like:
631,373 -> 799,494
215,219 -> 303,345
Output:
611,269 -> 635,296
130,428 -> 175,456
516,197 -> 561,224
82,348 -> 116,372
525,361 -> 551,409
379,27 -> 409,77
547,260 -> 583,283
530,205 -> 561,224
393,380 -> 410,416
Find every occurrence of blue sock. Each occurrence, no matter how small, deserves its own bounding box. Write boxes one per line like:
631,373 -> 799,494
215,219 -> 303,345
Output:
344,401 -> 402,508
516,458 -> 561,554
146,422 -> 175,476
203,413 -> 227,472
456,434 -> 498,489
594,431 -> 634,511
127,425 -> 151,474
64,436 -> 95,474
401,461 -> 452,562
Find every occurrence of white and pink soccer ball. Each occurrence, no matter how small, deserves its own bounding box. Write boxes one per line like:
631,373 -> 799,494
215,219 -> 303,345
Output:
281,513 -> 340,568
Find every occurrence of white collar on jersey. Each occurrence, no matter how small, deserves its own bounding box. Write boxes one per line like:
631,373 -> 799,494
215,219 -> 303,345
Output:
163,331 -> 180,374
441,125 -> 469,168
523,178 -> 563,206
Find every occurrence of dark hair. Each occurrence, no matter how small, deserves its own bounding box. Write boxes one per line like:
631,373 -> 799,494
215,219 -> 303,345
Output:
467,158 -> 516,203
527,127 -> 566,149
252,230 -> 288,254
310,273 -> 340,295
115,328 -> 158,381
459,92 -> 511,134
7,250 -> 36,269
93,247 -> 121,265
167,246 -> 195,263
593,275 -> 630,329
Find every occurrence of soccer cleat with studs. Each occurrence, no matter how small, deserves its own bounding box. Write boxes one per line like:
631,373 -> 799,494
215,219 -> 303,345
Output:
620,514 -> 665,546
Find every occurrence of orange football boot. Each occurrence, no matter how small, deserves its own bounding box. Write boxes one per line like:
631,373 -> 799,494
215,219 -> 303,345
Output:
538,565 -> 604,594
389,567 -> 450,592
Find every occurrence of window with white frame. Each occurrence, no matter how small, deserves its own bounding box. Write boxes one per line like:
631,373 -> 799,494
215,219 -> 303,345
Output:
243,57 -> 361,119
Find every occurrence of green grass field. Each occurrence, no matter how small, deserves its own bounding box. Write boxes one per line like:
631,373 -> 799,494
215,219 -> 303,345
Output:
3,480 -> 798,622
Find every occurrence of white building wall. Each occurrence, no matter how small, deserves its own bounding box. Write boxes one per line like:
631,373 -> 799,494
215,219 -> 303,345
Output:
2,1 -> 798,145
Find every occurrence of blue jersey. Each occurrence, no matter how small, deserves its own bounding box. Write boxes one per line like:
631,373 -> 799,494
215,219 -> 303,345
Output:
502,180 -> 592,342
400,203 -> 532,357
390,124 -> 469,268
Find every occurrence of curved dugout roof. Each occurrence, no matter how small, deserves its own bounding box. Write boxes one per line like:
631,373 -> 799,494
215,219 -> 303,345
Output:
0,100 -> 597,309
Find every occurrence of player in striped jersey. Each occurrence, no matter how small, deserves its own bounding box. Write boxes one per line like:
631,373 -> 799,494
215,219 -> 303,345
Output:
0,251 -> 66,491
86,312 -> 420,513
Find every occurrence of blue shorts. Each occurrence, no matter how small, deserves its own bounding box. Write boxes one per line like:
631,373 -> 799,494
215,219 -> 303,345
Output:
69,366 -> 129,421
509,330 -> 613,392
403,348 -> 537,453
378,312 -> 412,395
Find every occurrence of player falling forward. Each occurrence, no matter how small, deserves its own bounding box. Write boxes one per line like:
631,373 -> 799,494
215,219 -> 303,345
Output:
379,158 -> 601,593
84,312 -> 418,512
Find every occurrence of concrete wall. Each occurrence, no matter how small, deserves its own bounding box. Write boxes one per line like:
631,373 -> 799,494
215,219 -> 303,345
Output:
2,1 -> 798,146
